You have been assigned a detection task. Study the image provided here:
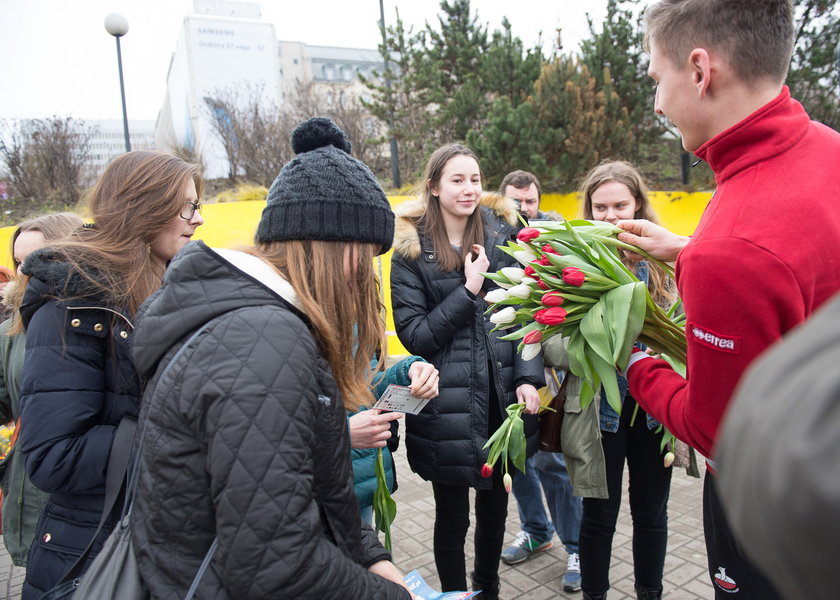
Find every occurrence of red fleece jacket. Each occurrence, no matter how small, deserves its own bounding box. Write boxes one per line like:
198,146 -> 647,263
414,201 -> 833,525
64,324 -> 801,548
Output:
628,87 -> 840,460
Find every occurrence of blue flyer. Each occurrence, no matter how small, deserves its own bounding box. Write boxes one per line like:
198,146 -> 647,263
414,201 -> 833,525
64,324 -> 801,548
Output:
403,570 -> 480,599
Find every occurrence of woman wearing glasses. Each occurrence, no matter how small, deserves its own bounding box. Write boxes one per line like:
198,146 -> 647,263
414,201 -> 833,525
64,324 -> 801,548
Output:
15,151 -> 203,599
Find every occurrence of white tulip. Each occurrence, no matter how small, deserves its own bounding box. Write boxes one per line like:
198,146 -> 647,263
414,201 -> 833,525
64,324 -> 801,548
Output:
521,343 -> 541,361
489,306 -> 517,328
508,283 -> 532,299
484,288 -> 510,304
513,250 -> 537,266
499,266 -> 525,283
518,239 -> 542,252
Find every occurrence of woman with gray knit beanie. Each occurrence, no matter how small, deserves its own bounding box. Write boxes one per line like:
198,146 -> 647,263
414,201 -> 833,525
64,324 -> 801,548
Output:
129,118 -> 413,599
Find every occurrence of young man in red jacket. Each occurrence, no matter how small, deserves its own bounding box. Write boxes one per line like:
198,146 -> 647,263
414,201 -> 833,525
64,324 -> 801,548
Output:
616,1 -> 840,599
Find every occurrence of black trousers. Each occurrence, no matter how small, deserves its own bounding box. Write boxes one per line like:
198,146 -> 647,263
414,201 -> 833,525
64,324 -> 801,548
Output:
703,471 -> 783,599
431,468 -> 509,591
431,386 -> 507,592
580,398 -> 672,595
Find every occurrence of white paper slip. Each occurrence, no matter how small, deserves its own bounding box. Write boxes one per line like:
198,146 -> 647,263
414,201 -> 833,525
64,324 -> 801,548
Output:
373,384 -> 431,415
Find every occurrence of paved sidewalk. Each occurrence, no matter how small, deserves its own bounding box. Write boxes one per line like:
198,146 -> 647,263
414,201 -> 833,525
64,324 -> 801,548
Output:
389,447 -> 713,599
0,446 -> 712,600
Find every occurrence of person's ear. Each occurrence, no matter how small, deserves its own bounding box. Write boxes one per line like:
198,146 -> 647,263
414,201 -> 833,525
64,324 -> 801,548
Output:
689,48 -> 712,97
429,179 -> 439,198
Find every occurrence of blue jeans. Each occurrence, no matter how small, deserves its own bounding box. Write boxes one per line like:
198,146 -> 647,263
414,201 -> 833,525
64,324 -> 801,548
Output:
511,451 -> 582,555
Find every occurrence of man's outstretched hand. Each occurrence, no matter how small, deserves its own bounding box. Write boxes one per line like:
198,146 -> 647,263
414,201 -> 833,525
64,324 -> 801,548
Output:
616,219 -> 689,262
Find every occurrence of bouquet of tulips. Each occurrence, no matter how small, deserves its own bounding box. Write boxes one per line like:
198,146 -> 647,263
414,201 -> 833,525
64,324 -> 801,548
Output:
480,219 -> 687,471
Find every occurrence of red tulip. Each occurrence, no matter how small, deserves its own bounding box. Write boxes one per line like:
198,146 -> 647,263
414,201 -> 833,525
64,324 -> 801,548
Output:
535,307 -> 568,325
517,227 -> 541,242
535,255 -> 552,266
523,265 -> 538,279
537,280 -> 549,290
562,267 -> 586,287
541,244 -> 560,255
541,291 -> 565,307
523,330 -> 543,345
481,463 -> 493,478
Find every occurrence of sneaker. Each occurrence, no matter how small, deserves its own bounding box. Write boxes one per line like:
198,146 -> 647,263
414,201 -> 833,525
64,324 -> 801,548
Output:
562,552 -> 582,592
500,531 -> 553,565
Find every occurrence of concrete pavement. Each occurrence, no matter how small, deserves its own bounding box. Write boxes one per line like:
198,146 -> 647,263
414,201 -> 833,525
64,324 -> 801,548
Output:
389,447 -> 713,599
0,446 -> 713,599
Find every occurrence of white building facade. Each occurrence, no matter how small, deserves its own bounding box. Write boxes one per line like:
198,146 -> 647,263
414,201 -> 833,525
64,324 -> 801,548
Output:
87,119 -> 156,175
155,1 -> 383,179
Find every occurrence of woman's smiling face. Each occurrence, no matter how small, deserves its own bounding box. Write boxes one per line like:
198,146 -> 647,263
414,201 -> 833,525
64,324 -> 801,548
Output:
432,154 -> 482,221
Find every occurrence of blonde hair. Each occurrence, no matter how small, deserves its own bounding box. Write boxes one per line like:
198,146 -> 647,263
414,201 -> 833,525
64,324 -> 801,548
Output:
11,212 -> 85,269
17,151 -> 203,316
6,212 -> 86,332
581,160 -> 674,307
253,240 -> 386,412
416,143 -> 485,272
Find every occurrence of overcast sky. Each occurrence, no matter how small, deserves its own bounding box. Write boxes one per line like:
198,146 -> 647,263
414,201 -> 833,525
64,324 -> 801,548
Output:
0,0 -> 609,122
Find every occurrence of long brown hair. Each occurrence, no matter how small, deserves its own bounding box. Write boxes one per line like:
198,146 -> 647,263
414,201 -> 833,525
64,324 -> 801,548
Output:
6,212 -> 86,333
253,239 -> 386,411
581,160 -> 674,307
417,143 -> 485,272
19,151 -> 203,315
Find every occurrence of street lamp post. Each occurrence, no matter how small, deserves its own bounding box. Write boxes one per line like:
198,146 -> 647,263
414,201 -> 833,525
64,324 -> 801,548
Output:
104,13 -> 131,153
379,0 -> 400,189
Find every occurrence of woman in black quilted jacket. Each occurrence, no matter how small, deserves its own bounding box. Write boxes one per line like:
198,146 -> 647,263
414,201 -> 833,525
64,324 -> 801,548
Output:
129,119 -> 413,599
16,151 -> 204,599
389,144 -> 545,599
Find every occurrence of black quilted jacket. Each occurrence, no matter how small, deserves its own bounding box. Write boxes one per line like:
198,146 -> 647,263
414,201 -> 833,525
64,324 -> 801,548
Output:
390,198 -> 544,489
129,242 -> 409,600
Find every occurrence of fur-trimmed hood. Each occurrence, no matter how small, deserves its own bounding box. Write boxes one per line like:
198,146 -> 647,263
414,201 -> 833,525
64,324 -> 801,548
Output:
392,192 -> 519,260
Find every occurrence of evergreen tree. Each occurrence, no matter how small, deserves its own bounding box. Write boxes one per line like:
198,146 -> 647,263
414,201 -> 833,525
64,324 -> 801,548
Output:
360,11 -> 432,183
787,0 -> 839,130
420,0 -> 491,142
466,97 -> 548,190
579,0 -> 659,158
362,1 -> 544,184
530,56 -> 633,190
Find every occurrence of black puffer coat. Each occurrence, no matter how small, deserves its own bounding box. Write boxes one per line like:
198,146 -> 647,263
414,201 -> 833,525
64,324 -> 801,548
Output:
18,250 -> 141,599
130,242 -> 409,600
390,195 -> 544,489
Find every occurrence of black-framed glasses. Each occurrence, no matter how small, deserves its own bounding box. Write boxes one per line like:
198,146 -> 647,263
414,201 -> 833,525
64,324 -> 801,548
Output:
180,201 -> 202,220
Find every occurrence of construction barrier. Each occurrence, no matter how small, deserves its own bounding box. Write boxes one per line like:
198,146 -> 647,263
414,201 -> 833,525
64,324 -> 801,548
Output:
0,191 -> 711,355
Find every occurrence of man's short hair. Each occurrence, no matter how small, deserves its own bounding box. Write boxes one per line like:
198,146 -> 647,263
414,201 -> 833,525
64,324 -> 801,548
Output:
644,0 -> 794,84
498,170 -> 541,198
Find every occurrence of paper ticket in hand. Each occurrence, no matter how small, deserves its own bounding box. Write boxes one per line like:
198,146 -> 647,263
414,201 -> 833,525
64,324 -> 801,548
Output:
373,384 -> 431,415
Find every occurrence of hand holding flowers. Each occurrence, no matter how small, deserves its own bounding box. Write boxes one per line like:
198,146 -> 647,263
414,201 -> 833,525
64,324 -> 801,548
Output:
481,219 -> 688,472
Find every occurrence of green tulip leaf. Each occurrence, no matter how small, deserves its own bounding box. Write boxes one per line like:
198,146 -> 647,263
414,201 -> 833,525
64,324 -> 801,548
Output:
616,282 -> 649,369
373,448 -> 397,552
509,414 -> 527,474
603,283 -> 634,363
579,376 -> 597,410
498,321 -> 544,341
580,298 -> 615,365
590,351 -> 622,415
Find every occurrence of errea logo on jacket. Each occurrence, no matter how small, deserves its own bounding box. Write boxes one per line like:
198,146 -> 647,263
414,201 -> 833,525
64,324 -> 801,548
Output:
689,322 -> 741,354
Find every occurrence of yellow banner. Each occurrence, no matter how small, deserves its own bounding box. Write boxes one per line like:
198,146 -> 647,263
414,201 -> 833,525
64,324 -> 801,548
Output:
0,192 -> 710,355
